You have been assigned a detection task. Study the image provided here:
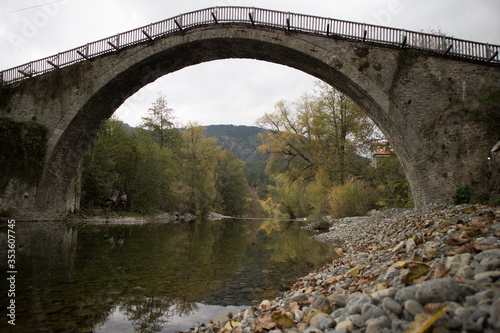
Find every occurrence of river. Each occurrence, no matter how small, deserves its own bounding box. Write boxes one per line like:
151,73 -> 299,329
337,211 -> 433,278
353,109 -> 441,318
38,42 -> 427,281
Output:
0,218 -> 338,332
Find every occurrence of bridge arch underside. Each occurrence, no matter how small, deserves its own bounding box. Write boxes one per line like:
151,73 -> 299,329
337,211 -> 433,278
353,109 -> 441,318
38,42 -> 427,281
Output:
8,25 -> 499,220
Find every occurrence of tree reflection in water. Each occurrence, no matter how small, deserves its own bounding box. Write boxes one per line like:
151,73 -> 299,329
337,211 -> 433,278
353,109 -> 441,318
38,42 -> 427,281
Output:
0,219 -> 337,332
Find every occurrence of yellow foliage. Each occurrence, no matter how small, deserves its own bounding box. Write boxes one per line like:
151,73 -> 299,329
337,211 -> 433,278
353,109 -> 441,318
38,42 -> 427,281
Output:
405,303 -> 449,333
328,180 -> 375,218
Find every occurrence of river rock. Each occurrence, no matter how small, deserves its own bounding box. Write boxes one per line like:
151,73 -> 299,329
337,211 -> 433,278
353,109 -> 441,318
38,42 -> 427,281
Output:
382,297 -> 402,315
404,300 -> 423,316
361,303 -> 385,321
310,294 -> 330,310
335,317 -> 354,331
415,278 -> 461,304
349,314 -> 364,328
489,299 -> 500,329
394,285 -> 418,303
309,312 -> 331,329
328,294 -> 348,307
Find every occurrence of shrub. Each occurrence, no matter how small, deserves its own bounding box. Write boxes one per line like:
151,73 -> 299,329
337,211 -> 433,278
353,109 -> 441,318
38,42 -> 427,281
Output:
452,185 -> 473,205
328,180 -> 375,218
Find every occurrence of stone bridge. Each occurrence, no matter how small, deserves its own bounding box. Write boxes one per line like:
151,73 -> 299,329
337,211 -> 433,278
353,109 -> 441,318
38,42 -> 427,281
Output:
1,7 -> 499,220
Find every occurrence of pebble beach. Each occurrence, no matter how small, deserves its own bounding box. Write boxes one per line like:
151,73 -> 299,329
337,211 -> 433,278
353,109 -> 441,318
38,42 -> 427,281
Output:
188,203 -> 500,333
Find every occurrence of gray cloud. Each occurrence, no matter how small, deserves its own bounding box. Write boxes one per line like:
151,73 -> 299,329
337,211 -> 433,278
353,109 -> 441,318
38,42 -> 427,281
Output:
1,0 -> 498,126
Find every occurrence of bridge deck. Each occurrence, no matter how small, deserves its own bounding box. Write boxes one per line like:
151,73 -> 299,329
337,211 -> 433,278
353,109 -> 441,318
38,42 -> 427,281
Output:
1,6 -> 499,85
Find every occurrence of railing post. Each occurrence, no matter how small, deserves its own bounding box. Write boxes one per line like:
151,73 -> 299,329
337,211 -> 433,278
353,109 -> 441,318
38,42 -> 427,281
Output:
443,37 -> 453,55
249,11 -> 255,25
77,44 -> 90,60
174,16 -> 183,30
0,71 -> 3,86
142,28 -> 153,41
487,45 -> 499,63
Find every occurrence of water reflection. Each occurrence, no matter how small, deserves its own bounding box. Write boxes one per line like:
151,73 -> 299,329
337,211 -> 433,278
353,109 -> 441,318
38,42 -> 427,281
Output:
0,219 -> 338,332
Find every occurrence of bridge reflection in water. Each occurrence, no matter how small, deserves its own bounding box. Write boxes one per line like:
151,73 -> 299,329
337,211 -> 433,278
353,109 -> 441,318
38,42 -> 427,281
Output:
0,219 -> 338,332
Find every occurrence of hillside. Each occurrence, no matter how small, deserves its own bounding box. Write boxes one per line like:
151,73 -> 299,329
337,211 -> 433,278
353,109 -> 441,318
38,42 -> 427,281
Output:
204,125 -> 267,163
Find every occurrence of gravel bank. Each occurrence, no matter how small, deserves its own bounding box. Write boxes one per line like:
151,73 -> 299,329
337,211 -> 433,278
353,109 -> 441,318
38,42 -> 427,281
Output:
189,203 -> 500,333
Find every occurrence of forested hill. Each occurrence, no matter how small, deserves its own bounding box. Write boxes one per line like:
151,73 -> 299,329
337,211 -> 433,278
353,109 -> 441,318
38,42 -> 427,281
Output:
204,125 -> 267,162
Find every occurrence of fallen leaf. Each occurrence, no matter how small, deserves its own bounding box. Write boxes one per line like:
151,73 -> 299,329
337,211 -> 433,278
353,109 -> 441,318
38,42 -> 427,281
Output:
466,228 -> 485,238
446,243 -> 499,256
223,321 -> 241,330
401,262 -> 429,285
440,225 -> 452,233
257,314 -> 277,330
391,261 -> 408,269
422,248 -> 438,262
347,265 -> 363,277
443,234 -> 470,246
473,243 -> 500,251
376,283 -> 389,290
445,244 -> 477,256
471,217 -> 492,228
405,303 -> 449,333
461,206 -> 476,214
457,224 -> 476,233
335,248 -> 344,256
428,263 -> 451,279
272,312 -> 295,328
391,260 -> 428,270
424,302 -> 449,314
321,276 -> 338,286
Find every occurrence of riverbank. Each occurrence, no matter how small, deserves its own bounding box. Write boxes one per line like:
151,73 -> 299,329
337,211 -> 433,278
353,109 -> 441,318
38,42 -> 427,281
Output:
190,203 -> 500,332
67,211 -> 231,224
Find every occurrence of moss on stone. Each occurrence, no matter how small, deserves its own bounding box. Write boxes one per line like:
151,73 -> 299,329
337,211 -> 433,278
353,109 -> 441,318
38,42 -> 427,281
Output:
0,118 -> 47,191
442,91 -> 500,138
0,86 -> 15,110
389,49 -> 420,96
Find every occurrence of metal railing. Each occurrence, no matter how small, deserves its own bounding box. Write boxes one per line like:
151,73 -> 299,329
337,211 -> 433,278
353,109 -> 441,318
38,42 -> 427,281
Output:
1,6 -> 499,85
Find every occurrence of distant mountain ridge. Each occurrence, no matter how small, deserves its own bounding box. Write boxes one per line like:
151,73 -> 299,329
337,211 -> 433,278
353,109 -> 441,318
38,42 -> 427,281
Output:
204,125 -> 267,163
122,123 -> 267,163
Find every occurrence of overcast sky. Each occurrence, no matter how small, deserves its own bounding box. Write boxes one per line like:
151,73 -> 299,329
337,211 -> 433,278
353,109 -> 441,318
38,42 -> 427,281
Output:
1,0 -> 499,127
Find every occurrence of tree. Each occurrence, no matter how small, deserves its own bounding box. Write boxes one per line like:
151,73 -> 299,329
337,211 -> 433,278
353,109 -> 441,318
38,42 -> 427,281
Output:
180,123 -> 220,216
214,149 -> 250,216
127,129 -> 178,213
256,82 -> 380,218
140,93 -> 180,147
82,118 -> 131,208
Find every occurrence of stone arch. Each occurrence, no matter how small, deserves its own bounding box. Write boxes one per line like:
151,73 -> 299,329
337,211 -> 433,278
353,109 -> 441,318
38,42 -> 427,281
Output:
32,25 -> 414,218
4,23 -> 498,220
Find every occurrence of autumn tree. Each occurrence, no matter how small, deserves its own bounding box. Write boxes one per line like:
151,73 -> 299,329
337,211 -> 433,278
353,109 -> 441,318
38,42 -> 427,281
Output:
256,82 -> 379,218
180,123 -> 220,216
140,93 -> 180,147
214,149 -> 250,216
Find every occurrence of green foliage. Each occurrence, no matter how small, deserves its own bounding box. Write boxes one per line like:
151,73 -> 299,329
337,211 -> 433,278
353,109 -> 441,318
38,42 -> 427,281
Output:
179,123 -> 220,216
244,160 -> 271,199
214,150 -> 250,216
140,93 -> 180,147
82,119 -> 253,217
452,185 -> 473,205
0,118 -> 47,190
364,155 -> 413,209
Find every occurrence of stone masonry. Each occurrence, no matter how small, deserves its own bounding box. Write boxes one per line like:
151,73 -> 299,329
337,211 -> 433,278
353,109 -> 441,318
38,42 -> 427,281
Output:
1,24 -> 499,220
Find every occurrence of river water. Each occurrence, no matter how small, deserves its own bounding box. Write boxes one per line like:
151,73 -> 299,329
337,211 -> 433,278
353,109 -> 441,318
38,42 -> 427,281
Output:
0,218 -> 338,332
